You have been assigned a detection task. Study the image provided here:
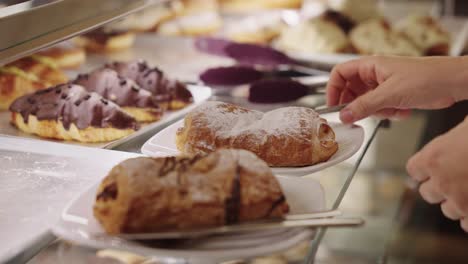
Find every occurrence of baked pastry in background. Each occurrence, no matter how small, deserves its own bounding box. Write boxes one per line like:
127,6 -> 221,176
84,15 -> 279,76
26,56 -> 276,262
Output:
73,68 -> 165,122
350,19 -> 421,56
224,12 -> 286,44
106,60 -> 193,110
0,66 -> 44,110
75,28 -> 136,53
37,42 -> 86,69
176,101 -> 338,167
94,149 -> 289,234
105,2 -> 180,32
328,0 -> 380,23
398,15 -> 450,56
9,84 -> 138,142
10,56 -> 69,87
274,18 -> 351,54
220,0 -> 303,13
320,9 -> 356,34
157,12 -> 223,36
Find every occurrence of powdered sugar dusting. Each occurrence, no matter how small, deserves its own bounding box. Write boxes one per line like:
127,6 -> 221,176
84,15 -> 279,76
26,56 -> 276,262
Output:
190,101 -> 323,139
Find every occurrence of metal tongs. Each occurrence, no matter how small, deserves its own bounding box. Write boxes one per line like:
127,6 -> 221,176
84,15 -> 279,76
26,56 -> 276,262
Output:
117,209 -> 364,240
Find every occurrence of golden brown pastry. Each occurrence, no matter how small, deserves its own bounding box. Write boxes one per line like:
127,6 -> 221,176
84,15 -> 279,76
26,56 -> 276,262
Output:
274,18 -> 351,55
398,15 -> 450,56
75,28 -> 136,53
10,56 -> 69,87
9,84 -> 138,142
93,149 -> 289,234
176,102 -> 339,167
220,0 -> 303,13
349,19 -> 421,56
0,66 -> 44,110
73,68 -> 166,122
37,42 -> 86,69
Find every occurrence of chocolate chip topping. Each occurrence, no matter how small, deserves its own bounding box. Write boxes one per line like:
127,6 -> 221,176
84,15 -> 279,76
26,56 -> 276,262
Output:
73,68 -> 164,110
225,165 -> 241,225
105,60 -> 193,105
9,84 -> 138,130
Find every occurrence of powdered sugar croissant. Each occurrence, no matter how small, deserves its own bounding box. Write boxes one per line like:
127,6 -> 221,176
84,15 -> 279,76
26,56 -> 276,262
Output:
176,101 -> 339,167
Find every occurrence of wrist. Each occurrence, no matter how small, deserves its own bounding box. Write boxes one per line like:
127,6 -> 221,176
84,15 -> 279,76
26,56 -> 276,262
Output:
453,56 -> 468,101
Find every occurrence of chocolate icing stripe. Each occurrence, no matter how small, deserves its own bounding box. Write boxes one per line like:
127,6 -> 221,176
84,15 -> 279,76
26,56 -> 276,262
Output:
225,165 -> 241,225
266,195 -> 286,217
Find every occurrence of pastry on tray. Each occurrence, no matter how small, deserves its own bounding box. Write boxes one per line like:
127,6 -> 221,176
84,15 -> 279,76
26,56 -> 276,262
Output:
176,101 -> 339,167
274,18 -> 351,54
349,19 -> 421,56
398,15 -> 450,56
219,0 -> 302,13
37,41 -> 86,69
9,84 -> 138,142
73,68 -> 165,122
93,149 -> 289,234
75,28 -> 136,53
0,66 -> 44,110
157,12 -> 223,36
106,60 -> 193,110
10,56 -> 69,87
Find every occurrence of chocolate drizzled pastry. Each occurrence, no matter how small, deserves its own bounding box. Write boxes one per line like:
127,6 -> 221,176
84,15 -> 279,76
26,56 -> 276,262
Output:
10,84 -> 138,130
93,149 -> 289,234
106,60 -> 193,109
73,68 -> 166,111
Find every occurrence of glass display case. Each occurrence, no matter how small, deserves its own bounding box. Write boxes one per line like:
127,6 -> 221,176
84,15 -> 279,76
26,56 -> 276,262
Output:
0,1 -> 467,263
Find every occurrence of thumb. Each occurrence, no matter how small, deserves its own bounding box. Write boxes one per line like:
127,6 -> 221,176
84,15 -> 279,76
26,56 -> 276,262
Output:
340,85 -> 392,124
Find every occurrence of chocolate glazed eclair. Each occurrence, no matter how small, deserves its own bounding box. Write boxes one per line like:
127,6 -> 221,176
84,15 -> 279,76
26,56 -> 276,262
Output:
93,149 -> 289,234
105,60 -> 193,110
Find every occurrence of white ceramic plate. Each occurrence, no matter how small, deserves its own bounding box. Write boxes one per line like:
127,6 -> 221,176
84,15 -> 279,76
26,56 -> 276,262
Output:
52,176 -> 324,263
141,120 -> 365,176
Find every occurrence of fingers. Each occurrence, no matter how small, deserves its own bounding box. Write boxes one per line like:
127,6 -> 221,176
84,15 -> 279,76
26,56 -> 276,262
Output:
460,218 -> 468,232
419,179 -> 444,204
441,201 -> 464,220
339,85 -> 391,123
406,151 -> 431,183
327,58 -> 375,107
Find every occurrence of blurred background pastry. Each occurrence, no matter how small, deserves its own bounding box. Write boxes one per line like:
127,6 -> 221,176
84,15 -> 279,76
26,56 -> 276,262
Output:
398,14 -> 451,56
37,41 -> 86,69
327,0 -> 381,23
274,17 -> 350,54
74,28 -> 136,53
349,19 -> 422,56
220,0 -> 303,13
157,12 -> 223,36
223,12 -> 286,44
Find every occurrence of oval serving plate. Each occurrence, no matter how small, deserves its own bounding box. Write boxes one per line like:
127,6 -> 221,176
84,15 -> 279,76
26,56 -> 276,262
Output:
141,119 -> 364,176
52,176 -> 324,263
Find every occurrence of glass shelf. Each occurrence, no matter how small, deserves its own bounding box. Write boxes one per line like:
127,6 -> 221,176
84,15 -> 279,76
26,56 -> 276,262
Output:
0,0 -> 166,65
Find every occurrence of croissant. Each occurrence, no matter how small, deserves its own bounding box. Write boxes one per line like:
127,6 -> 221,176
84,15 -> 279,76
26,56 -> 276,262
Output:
93,149 -> 289,234
176,101 -> 339,167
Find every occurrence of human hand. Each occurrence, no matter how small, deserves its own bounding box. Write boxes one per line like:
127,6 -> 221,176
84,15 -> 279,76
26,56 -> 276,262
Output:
406,117 -> 468,231
326,56 -> 468,123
